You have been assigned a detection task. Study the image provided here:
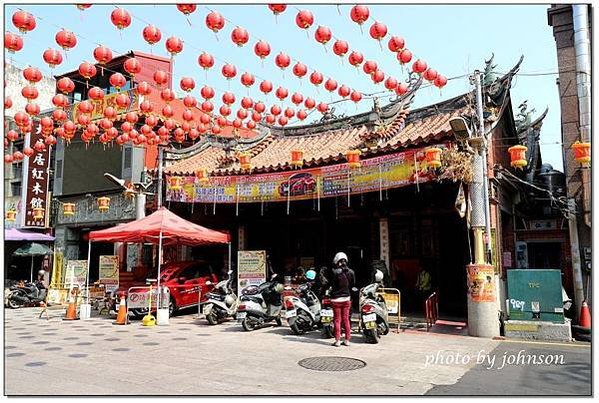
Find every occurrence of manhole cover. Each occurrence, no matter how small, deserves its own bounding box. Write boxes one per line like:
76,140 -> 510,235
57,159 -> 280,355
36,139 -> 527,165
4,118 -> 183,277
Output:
298,356 -> 366,372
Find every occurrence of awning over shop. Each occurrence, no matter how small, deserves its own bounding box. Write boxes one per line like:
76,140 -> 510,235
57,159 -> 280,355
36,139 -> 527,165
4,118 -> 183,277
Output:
88,206 -> 230,246
5,228 -> 55,242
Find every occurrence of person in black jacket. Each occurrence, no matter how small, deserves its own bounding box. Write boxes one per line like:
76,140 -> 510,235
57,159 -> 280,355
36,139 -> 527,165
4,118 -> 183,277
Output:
328,252 -> 355,347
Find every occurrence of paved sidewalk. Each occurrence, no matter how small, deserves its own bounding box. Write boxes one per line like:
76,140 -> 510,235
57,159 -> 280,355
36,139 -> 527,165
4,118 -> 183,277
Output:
5,307 -> 500,395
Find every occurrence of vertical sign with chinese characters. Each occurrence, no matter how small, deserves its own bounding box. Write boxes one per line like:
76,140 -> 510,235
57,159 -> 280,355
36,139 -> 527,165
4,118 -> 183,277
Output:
21,118 -> 51,228
379,218 -> 390,269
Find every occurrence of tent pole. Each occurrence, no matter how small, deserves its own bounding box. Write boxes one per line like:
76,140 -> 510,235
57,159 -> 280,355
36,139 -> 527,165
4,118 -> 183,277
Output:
157,230 -> 163,308
86,239 -> 91,302
30,257 -> 34,283
228,242 -> 232,275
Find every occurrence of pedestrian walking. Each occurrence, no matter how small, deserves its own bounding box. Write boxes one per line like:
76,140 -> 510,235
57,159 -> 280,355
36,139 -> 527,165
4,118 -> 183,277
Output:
327,252 -> 355,347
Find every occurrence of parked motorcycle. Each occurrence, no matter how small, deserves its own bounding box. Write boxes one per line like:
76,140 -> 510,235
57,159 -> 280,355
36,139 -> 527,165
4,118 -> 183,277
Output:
202,275 -> 239,325
237,274 -> 284,331
284,282 -> 322,335
7,281 -> 47,309
320,289 -> 335,338
359,271 -> 389,344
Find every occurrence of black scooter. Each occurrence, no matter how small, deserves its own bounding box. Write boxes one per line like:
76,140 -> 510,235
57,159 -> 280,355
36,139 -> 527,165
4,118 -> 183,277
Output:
7,281 -> 47,308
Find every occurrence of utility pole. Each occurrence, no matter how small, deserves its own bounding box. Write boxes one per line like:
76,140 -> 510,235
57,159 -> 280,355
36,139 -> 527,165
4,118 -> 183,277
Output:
466,70 -> 500,338
157,145 -> 164,208
568,198 -> 585,319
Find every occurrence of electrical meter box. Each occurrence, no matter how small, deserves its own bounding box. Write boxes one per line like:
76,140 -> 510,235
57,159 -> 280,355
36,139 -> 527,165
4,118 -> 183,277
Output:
506,269 -> 564,323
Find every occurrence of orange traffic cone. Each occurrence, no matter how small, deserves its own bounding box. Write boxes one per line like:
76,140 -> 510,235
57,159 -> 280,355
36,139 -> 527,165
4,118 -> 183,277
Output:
63,300 -> 78,320
579,300 -> 591,329
113,297 -> 128,325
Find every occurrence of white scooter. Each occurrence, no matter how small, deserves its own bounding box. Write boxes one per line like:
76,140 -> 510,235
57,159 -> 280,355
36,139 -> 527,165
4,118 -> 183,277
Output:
284,281 -> 322,335
237,274 -> 284,331
202,273 -> 239,325
359,270 -> 390,344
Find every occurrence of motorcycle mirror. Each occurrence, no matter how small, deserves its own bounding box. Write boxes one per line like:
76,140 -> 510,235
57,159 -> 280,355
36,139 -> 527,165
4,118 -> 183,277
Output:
351,287 -> 358,293
205,281 -> 212,286
270,273 -> 278,280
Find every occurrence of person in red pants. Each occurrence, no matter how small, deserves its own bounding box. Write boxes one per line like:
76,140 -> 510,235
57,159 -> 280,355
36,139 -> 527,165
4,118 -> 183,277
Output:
328,252 -> 355,347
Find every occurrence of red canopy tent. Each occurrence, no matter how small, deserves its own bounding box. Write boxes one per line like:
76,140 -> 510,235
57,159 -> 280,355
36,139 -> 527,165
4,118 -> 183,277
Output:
87,207 -> 231,305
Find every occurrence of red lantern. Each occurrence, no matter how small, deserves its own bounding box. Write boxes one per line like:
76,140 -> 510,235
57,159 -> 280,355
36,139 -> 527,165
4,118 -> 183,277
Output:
278,116 -> 288,126
251,111 -> 262,122
363,60 -> 377,75
52,109 -> 67,122
44,135 -> 57,146
12,151 -> 24,162
165,36 -> 183,57
23,66 -> 42,84
4,154 -> 14,164
240,72 -> 255,87
201,101 -> 214,113
12,11 -> 36,34
5,32 -> 23,53
275,52 -> 291,70
140,100 -> 153,114
142,25 -> 162,45
395,82 -> 409,96
333,40 -> 349,58
145,115 -> 159,128
200,85 -> 215,100
136,81 -> 151,96
384,77 -> 398,91
222,64 -> 237,80
348,51 -> 364,67
324,78 -> 338,93
198,52 -> 215,70
23,146 -> 35,158
372,70 -> 385,84
4,96 -> 12,109
292,62 -> 308,79
93,45 -> 113,66
78,61 -> 97,82
270,105 -> 281,116
183,95 -> 197,109
219,105 -> 231,117
77,113 -> 91,126
161,88 -> 175,103
350,90 -> 362,103
222,92 -> 236,105
111,8 -> 131,30
76,4 -> 92,10
254,40 -> 271,59
297,109 -> 307,121
291,92 -> 304,105
388,36 -> 405,52
237,108 -> 249,120
56,77 -> 74,94
314,26 -> 332,46
103,107 -> 117,120
412,59 -> 428,74
109,73 -> 126,91
25,103 -> 40,116
369,21 -> 388,42
211,125 -> 221,135
397,49 -> 413,65
268,4 -> 287,15
77,100 -> 94,114
241,97 -> 253,109
346,150 -> 361,169
310,71 -> 324,86
199,113 -> 211,125
304,97 -> 316,109
508,145 -> 528,169
53,30 -> 76,56
33,140 -> 46,153
338,85 -> 351,98
434,75 -> 448,90
295,10 -> 314,29
572,141 -> 591,166
259,80 -> 273,95
246,120 -> 256,130
43,48 -> 63,69
284,107 -> 295,119
176,4 -> 197,15
180,77 -> 195,92
216,116 -> 228,127
126,112 -> 139,124
238,153 -> 251,170
115,93 -> 131,109
232,118 -> 242,129
206,11 -> 225,33
317,102 -> 329,113
182,109 -> 194,122
153,70 -> 169,86
425,147 -> 442,169
350,5 -> 370,27
40,116 -> 54,131
14,111 -> 30,128
231,26 -> 249,47
423,68 -> 438,82
124,58 -> 142,77
275,87 -> 288,100
265,114 -> 276,125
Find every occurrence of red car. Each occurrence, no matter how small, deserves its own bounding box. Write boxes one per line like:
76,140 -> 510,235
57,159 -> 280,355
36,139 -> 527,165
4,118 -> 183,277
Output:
116,260 -> 219,318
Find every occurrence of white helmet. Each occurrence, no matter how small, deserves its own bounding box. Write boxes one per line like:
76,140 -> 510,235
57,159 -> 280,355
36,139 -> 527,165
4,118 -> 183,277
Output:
333,252 -> 348,265
38,270 -> 46,276
374,269 -> 384,283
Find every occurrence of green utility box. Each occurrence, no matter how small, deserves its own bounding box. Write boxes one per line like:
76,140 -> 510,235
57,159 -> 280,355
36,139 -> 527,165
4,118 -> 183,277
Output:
506,269 -> 564,323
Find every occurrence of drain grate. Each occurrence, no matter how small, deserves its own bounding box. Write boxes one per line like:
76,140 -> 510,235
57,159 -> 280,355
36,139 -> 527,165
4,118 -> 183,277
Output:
298,356 -> 366,372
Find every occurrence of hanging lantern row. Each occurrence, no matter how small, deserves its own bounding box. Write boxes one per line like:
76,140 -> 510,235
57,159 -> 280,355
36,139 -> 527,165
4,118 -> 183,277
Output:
424,147 -> 442,169
6,209 -> 17,222
572,141 -> 591,167
346,150 -> 361,169
290,150 -> 304,168
508,145 -> 528,169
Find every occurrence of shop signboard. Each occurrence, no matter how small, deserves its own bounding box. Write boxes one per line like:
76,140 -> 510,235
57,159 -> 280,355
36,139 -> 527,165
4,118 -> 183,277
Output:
99,255 -> 119,293
69,89 -> 139,122
237,250 -> 267,295
65,260 -> 88,287
166,146 -> 441,204
126,287 -> 160,309
51,251 -> 64,287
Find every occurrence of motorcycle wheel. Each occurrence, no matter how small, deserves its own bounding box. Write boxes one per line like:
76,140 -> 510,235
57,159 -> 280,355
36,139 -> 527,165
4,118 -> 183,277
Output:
206,311 -> 218,325
290,321 -> 306,335
323,324 -> 335,339
380,320 -> 390,336
275,317 -> 282,327
242,316 -> 258,331
7,292 -> 25,309
365,328 -> 380,344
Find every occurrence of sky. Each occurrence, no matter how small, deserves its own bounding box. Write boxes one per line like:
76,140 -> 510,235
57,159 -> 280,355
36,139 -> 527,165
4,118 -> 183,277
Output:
4,3 -> 564,170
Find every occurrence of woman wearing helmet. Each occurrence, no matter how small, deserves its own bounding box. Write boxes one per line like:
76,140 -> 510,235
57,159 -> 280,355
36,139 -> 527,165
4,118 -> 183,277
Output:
328,252 -> 355,347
